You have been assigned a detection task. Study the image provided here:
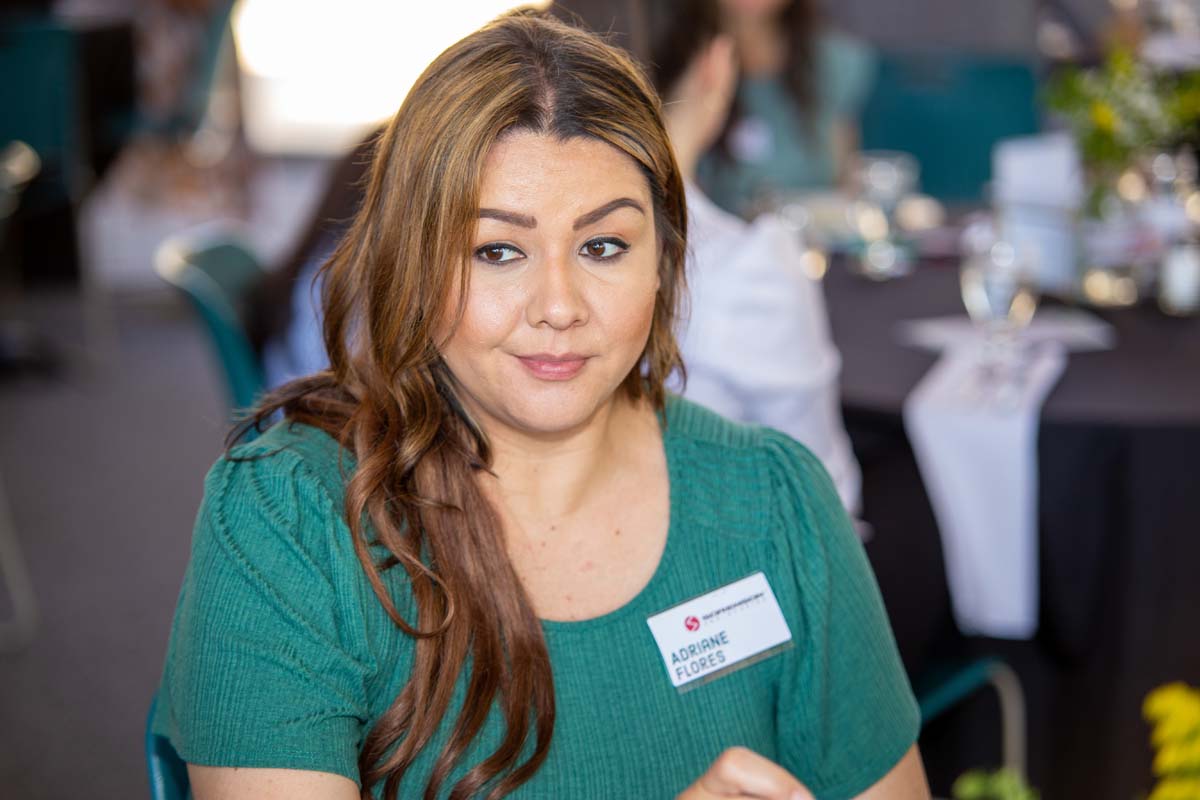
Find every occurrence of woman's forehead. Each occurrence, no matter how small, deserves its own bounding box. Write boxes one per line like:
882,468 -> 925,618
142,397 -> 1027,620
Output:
478,132 -> 652,214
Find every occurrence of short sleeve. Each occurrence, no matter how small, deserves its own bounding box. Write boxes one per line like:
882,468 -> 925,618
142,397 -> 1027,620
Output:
152,449 -> 374,785
817,32 -> 878,118
765,430 -> 919,799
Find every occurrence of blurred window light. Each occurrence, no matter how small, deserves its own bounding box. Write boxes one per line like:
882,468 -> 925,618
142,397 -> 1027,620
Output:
233,0 -> 548,155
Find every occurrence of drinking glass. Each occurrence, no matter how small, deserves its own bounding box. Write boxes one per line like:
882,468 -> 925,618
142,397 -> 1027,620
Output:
958,222 -> 1040,397
848,151 -> 920,280
853,151 -> 919,216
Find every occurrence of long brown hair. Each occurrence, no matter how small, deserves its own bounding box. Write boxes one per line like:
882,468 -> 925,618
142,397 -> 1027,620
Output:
238,10 -> 687,800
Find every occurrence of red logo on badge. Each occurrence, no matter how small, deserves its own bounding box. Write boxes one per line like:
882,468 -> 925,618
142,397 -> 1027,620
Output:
684,615 -> 700,632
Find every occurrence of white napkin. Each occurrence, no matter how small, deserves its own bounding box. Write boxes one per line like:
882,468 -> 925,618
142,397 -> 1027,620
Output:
896,307 -> 1116,354
992,133 -> 1085,292
902,342 -> 1067,639
992,132 -> 1084,209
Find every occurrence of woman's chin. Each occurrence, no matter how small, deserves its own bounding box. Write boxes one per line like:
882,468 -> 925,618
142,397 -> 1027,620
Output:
474,384 -> 619,439
503,399 -> 609,438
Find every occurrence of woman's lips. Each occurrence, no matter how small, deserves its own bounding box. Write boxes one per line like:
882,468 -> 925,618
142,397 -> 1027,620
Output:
517,353 -> 589,381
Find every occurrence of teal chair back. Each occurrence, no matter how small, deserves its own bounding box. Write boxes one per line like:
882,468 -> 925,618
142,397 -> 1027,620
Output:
861,51 -> 1041,203
146,693 -> 189,800
112,1 -> 236,141
180,2 -> 237,135
916,657 -> 1027,778
0,17 -> 86,212
155,231 -> 266,413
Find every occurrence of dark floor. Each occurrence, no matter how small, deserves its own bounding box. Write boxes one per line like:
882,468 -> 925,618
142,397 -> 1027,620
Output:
0,291 -> 226,800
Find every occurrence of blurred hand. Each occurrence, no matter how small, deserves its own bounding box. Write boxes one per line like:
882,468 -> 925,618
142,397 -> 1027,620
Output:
662,34 -> 739,180
677,747 -> 816,800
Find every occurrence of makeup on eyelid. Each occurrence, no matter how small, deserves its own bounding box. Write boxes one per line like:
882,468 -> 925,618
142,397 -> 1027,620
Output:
473,237 -> 631,265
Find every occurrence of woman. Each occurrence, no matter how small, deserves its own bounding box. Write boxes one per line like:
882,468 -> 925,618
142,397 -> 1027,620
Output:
699,0 -> 876,217
153,11 -> 926,799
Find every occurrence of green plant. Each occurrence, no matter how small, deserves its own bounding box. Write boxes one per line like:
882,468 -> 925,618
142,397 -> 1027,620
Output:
952,767 -> 1038,800
1045,50 -> 1200,215
1047,52 -> 1169,170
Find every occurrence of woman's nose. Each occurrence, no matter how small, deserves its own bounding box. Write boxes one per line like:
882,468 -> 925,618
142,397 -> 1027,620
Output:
527,251 -> 588,330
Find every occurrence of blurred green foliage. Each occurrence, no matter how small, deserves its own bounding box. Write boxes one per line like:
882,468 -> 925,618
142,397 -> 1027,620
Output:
952,767 -> 1038,800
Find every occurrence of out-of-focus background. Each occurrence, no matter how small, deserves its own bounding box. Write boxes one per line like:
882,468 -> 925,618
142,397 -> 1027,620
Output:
2,0 -> 1199,798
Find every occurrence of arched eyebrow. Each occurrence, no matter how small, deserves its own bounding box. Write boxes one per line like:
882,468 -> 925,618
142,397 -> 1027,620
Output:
476,197 -> 646,231
572,197 -> 645,230
478,209 -> 537,228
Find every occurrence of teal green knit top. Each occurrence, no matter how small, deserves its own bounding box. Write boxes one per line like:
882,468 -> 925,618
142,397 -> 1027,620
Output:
153,396 -> 918,799
698,32 -> 877,217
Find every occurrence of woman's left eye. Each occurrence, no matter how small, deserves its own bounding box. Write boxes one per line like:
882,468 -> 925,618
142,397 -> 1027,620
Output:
580,238 -> 629,260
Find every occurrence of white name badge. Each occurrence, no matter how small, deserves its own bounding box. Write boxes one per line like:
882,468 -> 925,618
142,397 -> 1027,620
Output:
646,572 -> 793,691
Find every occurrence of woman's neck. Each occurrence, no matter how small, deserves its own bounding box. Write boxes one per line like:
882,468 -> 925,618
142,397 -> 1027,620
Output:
729,14 -> 786,77
480,394 -> 655,524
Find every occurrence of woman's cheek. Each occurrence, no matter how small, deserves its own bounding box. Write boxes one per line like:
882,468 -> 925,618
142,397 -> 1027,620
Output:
465,279 -> 524,343
608,273 -> 659,344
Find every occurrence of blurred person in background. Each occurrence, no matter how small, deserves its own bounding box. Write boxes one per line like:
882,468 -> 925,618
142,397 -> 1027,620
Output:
84,0 -> 251,218
153,10 -> 925,799
699,0 -> 876,217
555,0 -> 861,512
247,128 -> 379,387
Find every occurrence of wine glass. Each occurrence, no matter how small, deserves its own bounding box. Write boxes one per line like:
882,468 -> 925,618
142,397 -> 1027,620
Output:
958,221 -> 1040,399
853,151 -> 919,216
849,151 -> 919,280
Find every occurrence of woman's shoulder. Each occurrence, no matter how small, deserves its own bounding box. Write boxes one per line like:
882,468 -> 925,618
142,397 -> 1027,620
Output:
664,395 -> 841,526
815,28 -> 874,70
814,28 -> 877,112
228,417 -> 347,465
220,418 -> 350,491
667,395 -> 823,462
197,420 -> 354,558
158,420 -> 378,784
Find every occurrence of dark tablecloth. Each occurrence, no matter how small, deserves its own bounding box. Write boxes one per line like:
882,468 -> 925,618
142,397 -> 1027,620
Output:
823,259 -> 1200,799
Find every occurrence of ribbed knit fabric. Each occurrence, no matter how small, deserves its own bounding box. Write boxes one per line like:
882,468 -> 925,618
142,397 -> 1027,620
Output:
153,395 -> 918,799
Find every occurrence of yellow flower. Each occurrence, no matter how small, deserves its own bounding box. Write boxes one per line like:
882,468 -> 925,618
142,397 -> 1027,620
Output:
1090,101 -> 1119,133
1146,684 -> 1200,722
1149,776 -> 1200,800
1153,738 -> 1200,776
1147,683 -> 1200,747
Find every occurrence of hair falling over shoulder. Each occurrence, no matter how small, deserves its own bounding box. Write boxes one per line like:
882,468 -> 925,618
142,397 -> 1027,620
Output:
234,10 -> 687,800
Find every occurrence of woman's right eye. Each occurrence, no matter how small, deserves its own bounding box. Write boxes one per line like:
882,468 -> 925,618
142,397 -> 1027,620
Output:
474,244 -> 524,264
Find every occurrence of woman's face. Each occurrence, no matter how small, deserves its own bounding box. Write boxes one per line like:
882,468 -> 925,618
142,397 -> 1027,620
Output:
719,0 -> 792,21
438,131 -> 661,439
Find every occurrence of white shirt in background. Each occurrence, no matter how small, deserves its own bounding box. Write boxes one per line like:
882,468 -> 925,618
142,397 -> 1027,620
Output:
674,186 -> 862,514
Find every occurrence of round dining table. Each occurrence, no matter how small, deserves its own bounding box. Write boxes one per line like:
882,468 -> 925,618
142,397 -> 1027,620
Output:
821,257 -> 1200,800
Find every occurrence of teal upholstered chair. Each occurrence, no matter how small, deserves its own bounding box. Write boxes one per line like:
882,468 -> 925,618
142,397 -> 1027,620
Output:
916,657 -> 1027,778
0,17 -> 87,213
154,229 -> 266,415
861,51 -> 1041,203
150,227 -> 265,798
146,693 -> 188,800
116,1 -> 237,144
